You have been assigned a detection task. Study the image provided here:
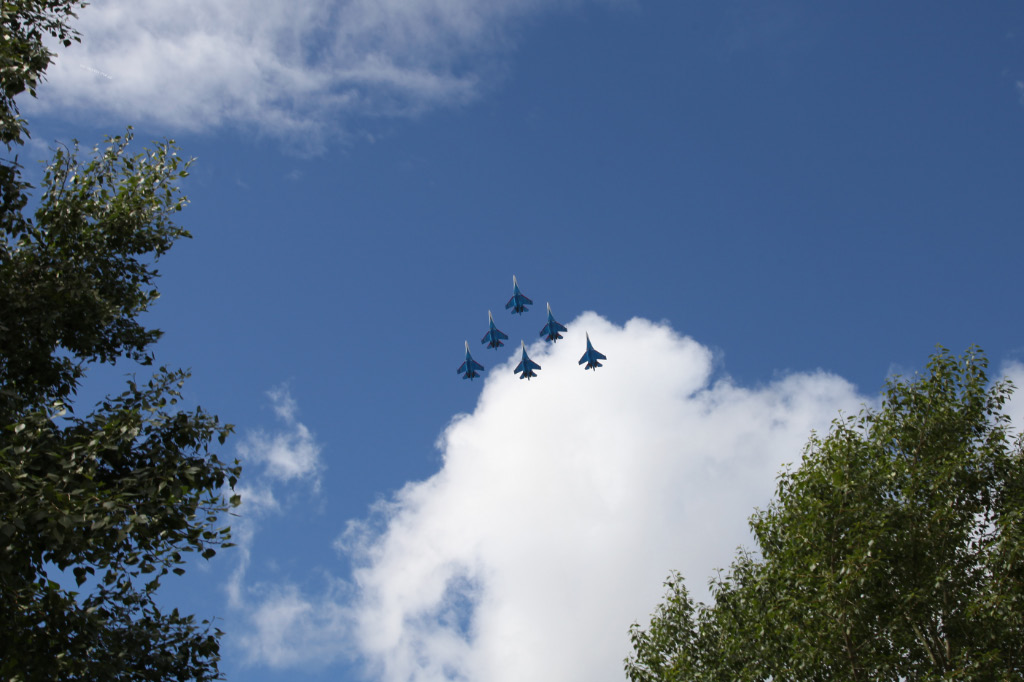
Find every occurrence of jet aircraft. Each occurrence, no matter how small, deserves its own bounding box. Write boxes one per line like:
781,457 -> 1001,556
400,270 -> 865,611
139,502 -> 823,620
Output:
505,275 -> 533,315
457,341 -> 485,380
514,340 -> 542,380
579,333 -> 606,370
538,302 -> 567,342
481,310 -> 509,349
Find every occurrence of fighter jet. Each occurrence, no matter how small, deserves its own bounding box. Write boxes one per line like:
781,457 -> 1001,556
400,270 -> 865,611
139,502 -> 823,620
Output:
514,340 -> 542,380
579,333 -> 606,371
457,341 -> 485,380
538,303 -> 567,342
505,275 -> 533,315
481,310 -> 509,349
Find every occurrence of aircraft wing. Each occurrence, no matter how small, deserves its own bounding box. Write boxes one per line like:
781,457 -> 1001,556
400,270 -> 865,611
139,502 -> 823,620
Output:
482,326 -> 508,346
506,293 -> 533,309
579,349 -> 607,365
547,321 -> 568,336
458,358 -> 485,375
518,356 -> 541,371
514,360 -> 540,373
515,361 -> 541,378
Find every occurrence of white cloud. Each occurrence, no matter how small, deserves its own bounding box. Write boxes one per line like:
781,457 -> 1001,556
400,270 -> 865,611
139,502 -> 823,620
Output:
234,581 -> 353,668
227,388 -> 323,609
267,386 -> 299,423
1000,360 -> 1024,435
233,484 -> 280,516
224,323 -> 1024,679
236,388 -> 322,486
327,313 -> 867,682
29,0 -> 600,145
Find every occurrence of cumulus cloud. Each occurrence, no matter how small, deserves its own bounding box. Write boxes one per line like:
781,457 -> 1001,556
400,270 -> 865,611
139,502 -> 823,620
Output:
236,388 -> 322,487
301,312 -> 863,682
1001,359 -> 1024,435
224,388 -> 355,670
223,321 -> 1024,679
234,580 -> 354,668
30,0 -> 599,145
227,387 -> 322,608
226,318 -> 1024,681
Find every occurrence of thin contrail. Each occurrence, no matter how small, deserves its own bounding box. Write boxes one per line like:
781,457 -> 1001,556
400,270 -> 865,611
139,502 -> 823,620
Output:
79,63 -> 112,80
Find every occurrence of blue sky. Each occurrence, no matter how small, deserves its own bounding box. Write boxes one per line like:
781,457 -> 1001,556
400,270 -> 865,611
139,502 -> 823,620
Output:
22,1 -> 1024,680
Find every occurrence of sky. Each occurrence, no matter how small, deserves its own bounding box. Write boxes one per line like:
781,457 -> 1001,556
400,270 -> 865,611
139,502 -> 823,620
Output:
17,1 -> 1024,680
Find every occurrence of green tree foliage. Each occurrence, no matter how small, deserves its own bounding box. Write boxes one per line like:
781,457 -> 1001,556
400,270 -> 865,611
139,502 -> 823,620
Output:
1,0 -> 82,146
626,348 -> 1024,681
1,2 -> 241,680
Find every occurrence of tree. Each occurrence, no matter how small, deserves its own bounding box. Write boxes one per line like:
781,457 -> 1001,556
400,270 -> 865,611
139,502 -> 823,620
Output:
1,2 -> 241,680
626,347 -> 1024,681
